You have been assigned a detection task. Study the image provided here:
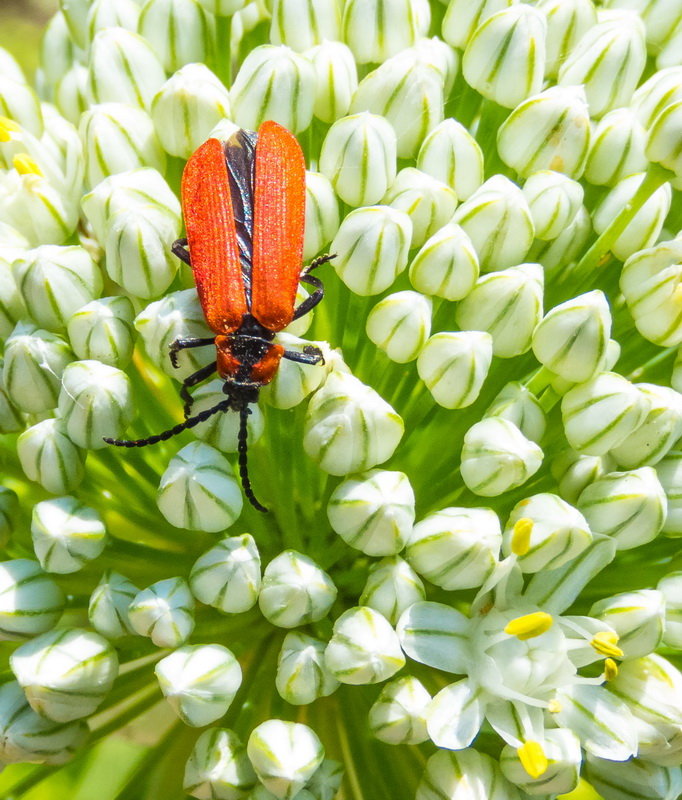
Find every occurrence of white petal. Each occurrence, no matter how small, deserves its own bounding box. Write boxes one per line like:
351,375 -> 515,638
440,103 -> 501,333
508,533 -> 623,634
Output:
425,680 -> 484,750
397,601 -> 470,673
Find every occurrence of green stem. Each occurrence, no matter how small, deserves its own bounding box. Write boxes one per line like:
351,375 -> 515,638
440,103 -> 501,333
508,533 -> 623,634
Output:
214,15 -> 232,88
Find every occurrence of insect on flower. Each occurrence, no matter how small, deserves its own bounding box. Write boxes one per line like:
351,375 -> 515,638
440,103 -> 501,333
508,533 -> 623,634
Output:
105,120 -> 334,512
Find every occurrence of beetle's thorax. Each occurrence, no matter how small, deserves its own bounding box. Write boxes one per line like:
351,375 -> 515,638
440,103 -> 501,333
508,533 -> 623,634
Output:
215,314 -> 284,387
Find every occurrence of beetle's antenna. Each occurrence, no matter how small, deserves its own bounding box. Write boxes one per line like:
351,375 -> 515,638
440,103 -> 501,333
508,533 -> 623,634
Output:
237,405 -> 268,513
104,399 -> 232,447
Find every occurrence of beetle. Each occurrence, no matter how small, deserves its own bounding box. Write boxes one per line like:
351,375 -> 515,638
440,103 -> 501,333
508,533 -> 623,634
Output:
105,120 -> 334,512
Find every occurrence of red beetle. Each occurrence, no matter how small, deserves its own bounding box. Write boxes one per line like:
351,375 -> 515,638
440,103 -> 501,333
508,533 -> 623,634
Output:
105,121 -> 334,511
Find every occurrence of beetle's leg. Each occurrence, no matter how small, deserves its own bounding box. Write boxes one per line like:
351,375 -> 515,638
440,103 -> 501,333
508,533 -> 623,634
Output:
282,344 -> 324,366
169,337 -> 215,369
292,274 -> 324,320
302,252 -> 336,275
172,237 -> 191,265
179,361 -> 218,418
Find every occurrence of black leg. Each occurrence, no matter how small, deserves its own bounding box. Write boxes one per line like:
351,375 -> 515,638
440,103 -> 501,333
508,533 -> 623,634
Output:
179,362 -> 218,418
292,274 -> 324,320
172,238 -> 191,265
303,253 -> 336,275
169,337 -> 215,369
282,345 -> 324,366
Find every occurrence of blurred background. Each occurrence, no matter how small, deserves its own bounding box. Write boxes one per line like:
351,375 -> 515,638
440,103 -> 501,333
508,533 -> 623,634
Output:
0,0 -> 58,75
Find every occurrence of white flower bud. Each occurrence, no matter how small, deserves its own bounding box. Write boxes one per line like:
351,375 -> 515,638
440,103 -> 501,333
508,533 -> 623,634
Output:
586,753 -> 682,800
497,85 -> 591,179
0,560 -> 65,641
11,628 -> 118,722
139,0 -> 213,72
66,296 -> 135,369
325,606 -> 405,684
593,172 -> 671,262
461,417 -> 543,497
585,108 -> 648,187
658,572 -> 682,648
270,0 -> 339,52
578,467 -> 666,550
407,37 -> 459,95
532,290 -> 611,383
305,759 -> 343,800
501,728 -> 582,797
157,442 -> 243,532
86,0 -> 139,40
631,66 -> 682,130
327,469 -> 415,557
360,556 -> 425,625
17,419 -> 85,495
230,45 -> 314,133
184,728 -> 256,800
656,450 -> 682,535
350,53 -> 443,159
319,113 -> 397,207
259,550 -> 336,628
248,720 -> 324,800
366,291 -> 431,363
552,449 -> 615,505
456,264 -> 543,359
0,46 -> 26,85
453,176 -> 534,271
196,0 -> 248,14
529,204 -> 591,273
620,238 -> 682,347
0,76 -> 43,136
408,222 -> 479,302
156,644 -> 241,727
79,103 -> 166,189
485,382 -> 546,443
591,589 -> 665,659
190,534 -> 261,614
31,496 -> 106,574
276,632 -> 339,705
186,380 -> 264,453
538,0 -> 597,79
368,676 -> 431,746
55,64 -> 89,126
305,41 -> 358,125
463,6 -> 547,109
304,370 -> 403,475
39,12 -> 78,94
383,168 -> 457,247
88,570 -> 138,639
651,98 -> 682,175
151,65 -> 230,159
128,577 -> 195,647
261,335 -> 328,409
0,681 -> 87,765
417,118 -> 484,201
417,748 -> 523,800
523,171 -> 584,241
562,372 -> 650,456
441,0 -> 514,50
342,0 -> 422,63
0,368 -> 22,435
417,331 -> 492,409
0,245 -> 27,338
303,171 -> 339,262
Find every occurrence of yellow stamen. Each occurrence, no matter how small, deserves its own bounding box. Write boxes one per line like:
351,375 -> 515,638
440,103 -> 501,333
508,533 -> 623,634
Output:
12,153 -> 43,176
517,740 -> 548,779
504,612 -> 553,640
511,518 -> 533,555
591,631 -> 623,658
604,658 -> 619,681
547,698 -> 562,713
0,115 -> 20,142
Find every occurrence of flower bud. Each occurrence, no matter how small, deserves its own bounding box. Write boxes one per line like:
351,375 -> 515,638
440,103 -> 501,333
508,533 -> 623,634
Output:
577,467 -> 666,550
383,168 -> 457,247
523,171 -> 584,241
184,728 -> 256,800
0,560 -> 65,641
325,606 -> 405,684
66,296 -> 135,369
305,760 -> 343,800
584,108 -> 648,187
368,676 -> 431,746
558,10 -> 646,118
658,572 -> 682,648
501,728 -> 581,796
441,0 -> 514,50
128,577 -> 195,647
350,53 -> 443,159
11,628 -> 118,722
485,382 -> 546,443
39,12 -> 79,93
0,367 -> 22,435
13,245 -> 102,332
552,449 -> 615,505
305,41 -> 357,125
561,372 -> 649,456
0,681 -> 87,765
631,66 -> 682,130
463,6 -> 546,109
0,46 -> 26,84
54,64 -> 89,126
342,0 -> 422,63
88,28 -> 165,110
303,172 -> 340,260
88,570 -> 138,639
261,335 -> 328,409
270,0 -> 339,51
151,65 -> 230,159
529,204 -> 592,273
585,753 -> 682,800
319,113 -> 397,207
461,417 -> 543,497
456,264 -> 543,358
417,331 -> 493,409
366,291 -> 431,363
276,632 -> 339,705
590,589 -> 665,660
259,550 -> 336,628
139,0 -> 213,73
0,244 -> 27,337
593,173 -> 671,262
406,506 -> 501,590
230,45 -> 314,133
304,370 -> 403,474
86,0 -> 139,40
157,442 -> 243,532
79,103 -> 166,189
453,176 -> 534,271
649,98 -> 682,179
327,469 -> 415,557
409,223 -> 478,301
0,76 -> 43,137
532,290 -> 611,383
182,382 -> 260,453
190,533 -> 261,614
156,644 -> 241,727
418,749 -> 523,800
248,720 -> 324,800
360,556 -> 425,625
538,0 -> 597,79
17,419 -> 86,495
417,118 -> 484,201
497,85 -> 591,179
656,450 -> 682,535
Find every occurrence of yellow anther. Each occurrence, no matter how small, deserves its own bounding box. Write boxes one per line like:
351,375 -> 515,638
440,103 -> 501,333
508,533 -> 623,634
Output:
12,153 -> 43,176
604,658 -> 619,681
674,284 -> 682,306
517,740 -> 548,779
504,612 -> 553,640
511,518 -> 533,555
547,698 -> 562,713
591,631 -> 623,658
0,116 -> 20,142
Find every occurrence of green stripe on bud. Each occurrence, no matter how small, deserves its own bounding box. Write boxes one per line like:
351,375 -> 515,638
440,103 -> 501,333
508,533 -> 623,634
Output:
0,559 -> 65,641
369,676 -> 431,745
306,42 -> 357,124
303,172 -> 340,261
55,64 -> 90,126
139,0 -> 214,73
342,0 -> 423,64
67,296 -> 135,368
270,0 -> 340,52
441,0 -> 514,50
585,752 -> 682,800
384,168 -> 457,247
585,109 -> 648,187
632,66 -> 682,130
190,533 -> 261,614
360,556 -> 425,625
409,222 -> 479,301
184,728 -> 256,800
18,418 -> 86,494
552,449 -> 615,506
366,291 -> 431,364
128,577 -> 195,647
523,171 -> 584,241
538,0 -> 597,79
485,382 -> 546,443
88,570 -> 139,639
276,632 -> 340,705
397,601 -> 469,674
417,118 -> 484,201
86,0 -> 139,42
